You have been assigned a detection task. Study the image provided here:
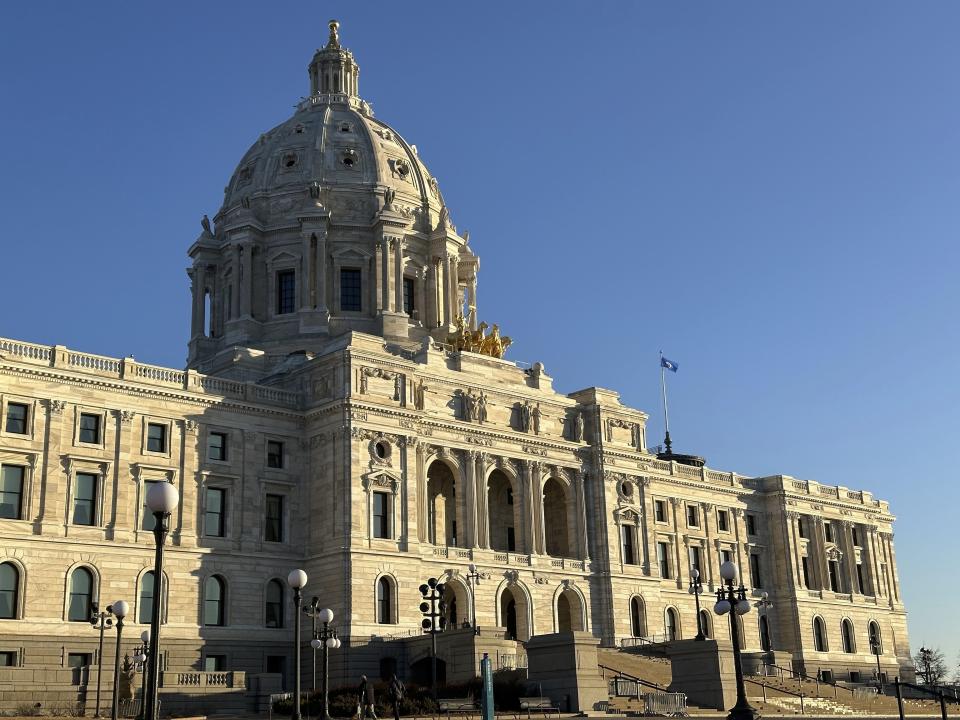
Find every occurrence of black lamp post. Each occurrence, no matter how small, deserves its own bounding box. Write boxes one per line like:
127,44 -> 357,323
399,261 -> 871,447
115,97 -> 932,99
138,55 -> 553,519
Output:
311,606 -> 340,720
466,564 -> 481,635
133,634 -> 149,720
109,601 -> 129,720
871,638 -> 884,694
688,567 -> 705,641
419,577 -> 446,700
90,602 -> 116,716
287,570 -> 308,720
713,561 -> 759,720
144,482 -> 179,720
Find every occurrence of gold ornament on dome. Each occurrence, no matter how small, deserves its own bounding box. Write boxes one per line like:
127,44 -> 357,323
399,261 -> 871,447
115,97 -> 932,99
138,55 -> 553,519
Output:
447,315 -> 512,359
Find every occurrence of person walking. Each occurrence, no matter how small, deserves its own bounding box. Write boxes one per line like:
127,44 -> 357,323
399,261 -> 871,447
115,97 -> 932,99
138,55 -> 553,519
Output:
388,674 -> 405,720
358,675 -> 378,720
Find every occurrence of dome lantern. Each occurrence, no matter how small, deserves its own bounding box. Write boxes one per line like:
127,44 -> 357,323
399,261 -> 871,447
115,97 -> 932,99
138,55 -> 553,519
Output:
308,20 -> 360,98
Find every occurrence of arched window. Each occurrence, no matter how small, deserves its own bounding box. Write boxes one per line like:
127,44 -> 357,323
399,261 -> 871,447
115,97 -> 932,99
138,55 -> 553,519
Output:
204,576 -> 225,626
813,616 -> 828,652
139,571 -> 155,624
699,609 -> 712,640
0,562 -> 19,619
868,621 -> 882,655
759,615 -> 771,651
665,607 -> 680,641
265,580 -> 284,628
376,577 -> 394,624
68,568 -> 93,622
841,618 -> 855,654
630,596 -> 646,638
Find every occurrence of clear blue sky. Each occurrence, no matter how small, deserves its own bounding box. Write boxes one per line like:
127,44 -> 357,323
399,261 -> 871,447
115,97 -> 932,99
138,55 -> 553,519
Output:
1,2 -> 956,668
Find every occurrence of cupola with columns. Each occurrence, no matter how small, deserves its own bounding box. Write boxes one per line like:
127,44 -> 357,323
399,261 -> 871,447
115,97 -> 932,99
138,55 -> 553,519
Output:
187,20 -> 479,379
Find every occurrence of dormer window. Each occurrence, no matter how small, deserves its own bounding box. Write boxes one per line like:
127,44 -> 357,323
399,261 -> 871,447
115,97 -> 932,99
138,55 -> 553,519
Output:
340,122 -> 352,133
283,153 -> 298,169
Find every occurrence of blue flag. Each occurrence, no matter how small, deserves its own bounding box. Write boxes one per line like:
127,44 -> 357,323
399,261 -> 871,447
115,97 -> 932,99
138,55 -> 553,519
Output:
661,356 -> 678,372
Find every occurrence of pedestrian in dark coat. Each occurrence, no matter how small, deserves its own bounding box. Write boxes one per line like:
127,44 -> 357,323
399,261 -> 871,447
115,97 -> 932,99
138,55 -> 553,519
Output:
358,675 -> 378,720
388,674 -> 405,720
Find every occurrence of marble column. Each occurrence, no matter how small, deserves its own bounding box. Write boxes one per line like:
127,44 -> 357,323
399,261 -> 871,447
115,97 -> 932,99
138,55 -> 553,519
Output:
415,441 -> 427,543
231,245 -> 242,318
465,450 -> 478,548
701,502 -> 716,589
670,499 -> 685,589
573,470 -> 589,561
188,269 -> 203,337
733,508 -> 747,584
842,521 -> 859,593
394,239 -> 405,313
316,231 -> 328,314
301,233 -> 313,311
238,242 -> 253,317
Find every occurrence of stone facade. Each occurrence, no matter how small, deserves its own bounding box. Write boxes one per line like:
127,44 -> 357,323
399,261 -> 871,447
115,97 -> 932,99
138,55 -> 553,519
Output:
0,20 -> 911,707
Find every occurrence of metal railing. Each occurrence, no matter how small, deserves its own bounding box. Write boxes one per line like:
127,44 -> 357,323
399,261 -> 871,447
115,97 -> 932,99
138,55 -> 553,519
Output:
745,676 -> 806,713
644,692 -> 687,716
758,662 -> 856,697
598,663 -> 668,693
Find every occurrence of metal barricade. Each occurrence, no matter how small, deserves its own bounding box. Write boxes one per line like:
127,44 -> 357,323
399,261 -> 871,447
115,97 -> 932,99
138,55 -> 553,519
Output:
643,692 -> 688,717
610,677 -> 641,697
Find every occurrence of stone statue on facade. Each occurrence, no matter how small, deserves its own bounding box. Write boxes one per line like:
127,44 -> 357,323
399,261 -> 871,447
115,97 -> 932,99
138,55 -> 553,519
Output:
532,403 -> 542,435
461,389 -> 476,422
413,379 -> 427,410
200,214 -> 213,236
518,400 -> 532,433
477,391 -> 488,423
573,411 -> 585,442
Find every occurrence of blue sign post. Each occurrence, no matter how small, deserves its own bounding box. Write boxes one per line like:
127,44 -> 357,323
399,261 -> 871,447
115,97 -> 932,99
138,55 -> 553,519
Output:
480,653 -> 494,720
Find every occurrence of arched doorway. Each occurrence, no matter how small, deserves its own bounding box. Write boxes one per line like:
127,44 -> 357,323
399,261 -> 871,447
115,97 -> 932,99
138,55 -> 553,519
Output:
542,478 -> 572,558
499,584 -> 531,641
665,607 -> 680,641
699,609 -> 712,639
442,579 -> 469,630
759,615 -> 771,651
630,596 -> 646,637
488,470 -> 520,552
427,461 -> 457,546
556,587 -> 585,632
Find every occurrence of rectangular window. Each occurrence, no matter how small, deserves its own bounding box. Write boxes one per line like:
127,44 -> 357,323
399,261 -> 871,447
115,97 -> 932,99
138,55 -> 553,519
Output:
208,432 -> 227,461
205,488 -> 226,537
721,549 -> 733,565
717,509 -> 729,532
403,277 -> 415,315
749,553 -> 763,588
204,655 -> 226,672
4,403 -> 28,434
0,651 -> 15,666
0,466 -> 24,520
654,500 -> 666,523
340,268 -> 362,312
146,423 -> 167,453
267,440 -> 284,469
657,541 -> 671,579
79,413 -> 101,444
746,514 -> 757,536
72,473 -> 97,526
852,526 -> 861,547
801,556 -> 811,588
372,492 -> 390,539
142,480 -> 159,531
798,517 -> 808,539
507,526 -> 516,552
855,564 -> 865,594
265,494 -> 284,542
828,560 -> 841,592
824,521 -> 834,543
276,270 -> 296,314
621,525 -> 637,565
686,505 -> 699,528
67,653 -> 91,669
689,545 -> 702,575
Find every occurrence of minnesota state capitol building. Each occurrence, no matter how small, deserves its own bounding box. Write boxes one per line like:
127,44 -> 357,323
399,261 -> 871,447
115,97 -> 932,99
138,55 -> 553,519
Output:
0,21 -> 911,704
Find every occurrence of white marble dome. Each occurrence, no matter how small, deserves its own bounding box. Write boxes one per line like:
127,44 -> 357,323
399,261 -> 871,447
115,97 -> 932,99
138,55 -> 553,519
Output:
216,21 -> 446,234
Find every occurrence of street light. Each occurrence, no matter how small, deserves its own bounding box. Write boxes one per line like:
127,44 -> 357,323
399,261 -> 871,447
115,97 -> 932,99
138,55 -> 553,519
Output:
419,578 -> 446,700
713,561 -> 758,720
870,637 -> 884,694
318,608 -> 339,720
466,564 -> 481,635
109,601 -> 129,720
89,602 -> 116,717
756,591 -> 773,653
287,569 -> 308,720
144,482 -> 179,720
688,568 -> 705,641
133,632 -> 149,720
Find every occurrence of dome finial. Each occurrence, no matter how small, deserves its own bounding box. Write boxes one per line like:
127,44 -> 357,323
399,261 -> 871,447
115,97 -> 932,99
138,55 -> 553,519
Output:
327,19 -> 341,49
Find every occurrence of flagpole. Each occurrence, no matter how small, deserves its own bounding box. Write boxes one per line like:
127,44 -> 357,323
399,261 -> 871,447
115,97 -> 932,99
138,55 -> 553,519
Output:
659,351 -> 672,454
